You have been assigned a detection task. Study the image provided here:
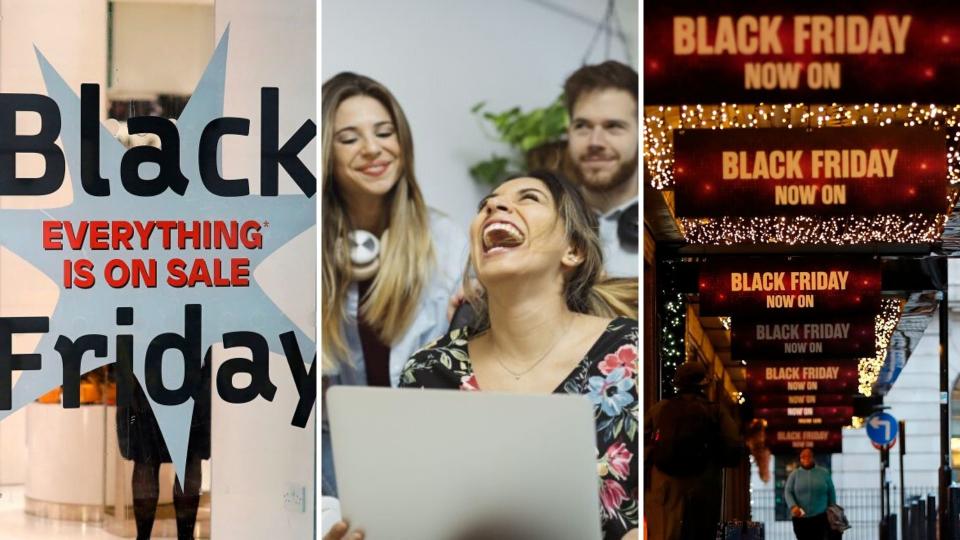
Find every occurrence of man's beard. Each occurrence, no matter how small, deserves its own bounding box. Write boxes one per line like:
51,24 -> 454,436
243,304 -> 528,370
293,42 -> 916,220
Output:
573,152 -> 638,193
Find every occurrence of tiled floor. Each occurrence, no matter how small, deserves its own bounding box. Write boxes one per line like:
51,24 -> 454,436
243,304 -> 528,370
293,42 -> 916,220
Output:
0,485 -> 178,539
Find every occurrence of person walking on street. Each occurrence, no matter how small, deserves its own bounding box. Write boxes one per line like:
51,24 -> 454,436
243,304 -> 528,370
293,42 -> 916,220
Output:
784,448 -> 837,540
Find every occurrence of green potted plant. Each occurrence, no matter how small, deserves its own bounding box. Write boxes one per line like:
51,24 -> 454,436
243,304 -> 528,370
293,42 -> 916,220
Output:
469,96 -> 570,186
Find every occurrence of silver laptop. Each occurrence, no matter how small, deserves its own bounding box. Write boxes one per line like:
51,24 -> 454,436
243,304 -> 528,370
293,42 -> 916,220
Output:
326,386 -> 603,540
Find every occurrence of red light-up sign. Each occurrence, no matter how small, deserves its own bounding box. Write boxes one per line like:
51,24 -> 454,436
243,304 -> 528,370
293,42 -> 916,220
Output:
699,257 -> 881,316
745,361 -> 860,394
645,2 -> 960,103
674,127 -> 946,218
767,428 -> 843,454
732,316 -> 876,359
750,393 -> 853,407
756,406 -> 854,428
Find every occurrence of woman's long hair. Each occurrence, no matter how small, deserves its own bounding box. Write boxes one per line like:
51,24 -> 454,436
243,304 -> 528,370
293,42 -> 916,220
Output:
321,72 -> 434,370
464,170 -> 637,332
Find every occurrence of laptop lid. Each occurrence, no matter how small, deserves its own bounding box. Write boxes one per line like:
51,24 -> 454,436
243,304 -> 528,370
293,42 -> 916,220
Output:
326,386 -> 603,540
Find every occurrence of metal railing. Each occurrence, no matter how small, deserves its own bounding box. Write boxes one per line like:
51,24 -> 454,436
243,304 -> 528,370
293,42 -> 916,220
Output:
751,487 -> 937,540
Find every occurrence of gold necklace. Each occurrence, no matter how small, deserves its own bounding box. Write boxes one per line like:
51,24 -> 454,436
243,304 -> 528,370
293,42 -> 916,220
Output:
491,315 -> 574,381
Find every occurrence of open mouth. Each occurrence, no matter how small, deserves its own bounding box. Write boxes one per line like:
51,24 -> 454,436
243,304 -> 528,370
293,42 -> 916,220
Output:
482,221 -> 525,254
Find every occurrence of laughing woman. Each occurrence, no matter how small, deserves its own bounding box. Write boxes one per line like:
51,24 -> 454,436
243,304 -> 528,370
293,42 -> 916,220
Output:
321,72 -> 466,501
400,170 -> 639,540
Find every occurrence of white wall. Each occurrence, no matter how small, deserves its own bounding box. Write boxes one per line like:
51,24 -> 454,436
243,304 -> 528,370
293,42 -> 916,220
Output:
0,409 -> 26,485
212,1 -> 316,539
111,1 -> 215,98
0,0 -> 108,485
321,0 -> 638,231
0,0 -> 109,210
827,266 -> 960,494
209,347 -> 316,540
830,314 -> 951,492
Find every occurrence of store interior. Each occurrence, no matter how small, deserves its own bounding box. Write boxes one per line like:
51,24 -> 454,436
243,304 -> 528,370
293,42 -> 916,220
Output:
0,0 -> 316,539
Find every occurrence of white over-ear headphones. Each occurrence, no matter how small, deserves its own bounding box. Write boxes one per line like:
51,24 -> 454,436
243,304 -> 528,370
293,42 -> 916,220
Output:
347,229 -> 389,282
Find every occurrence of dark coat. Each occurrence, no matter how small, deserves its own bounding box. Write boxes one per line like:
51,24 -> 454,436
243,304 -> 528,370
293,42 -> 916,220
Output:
116,358 -> 211,463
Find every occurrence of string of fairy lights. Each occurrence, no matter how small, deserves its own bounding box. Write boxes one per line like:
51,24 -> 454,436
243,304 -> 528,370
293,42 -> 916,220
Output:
649,103 -> 947,397
680,213 -> 950,246
658,259 -> 685,399
846,297 -> 904,430
645,103 -> 960,245
858,297 -> 904,397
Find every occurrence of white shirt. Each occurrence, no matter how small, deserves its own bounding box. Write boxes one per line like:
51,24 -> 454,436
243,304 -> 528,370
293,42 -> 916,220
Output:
326,210 -> 467,387
597,196 -> 638,277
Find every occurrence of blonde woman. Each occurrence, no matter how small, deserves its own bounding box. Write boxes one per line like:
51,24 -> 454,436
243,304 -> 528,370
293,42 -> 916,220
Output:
320,72 -> 466,499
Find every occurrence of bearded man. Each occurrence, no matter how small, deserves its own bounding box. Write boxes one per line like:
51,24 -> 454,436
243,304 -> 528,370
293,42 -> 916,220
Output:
563,61 -> 638,278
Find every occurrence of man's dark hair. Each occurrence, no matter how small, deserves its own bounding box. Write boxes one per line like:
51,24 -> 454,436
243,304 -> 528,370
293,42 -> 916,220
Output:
563,60 -> 638,114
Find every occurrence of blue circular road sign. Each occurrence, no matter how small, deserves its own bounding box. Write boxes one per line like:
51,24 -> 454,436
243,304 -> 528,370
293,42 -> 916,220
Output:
866,412 -> 898,447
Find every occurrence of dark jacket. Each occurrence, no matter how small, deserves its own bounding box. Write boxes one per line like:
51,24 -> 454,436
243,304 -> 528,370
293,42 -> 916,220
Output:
644,390 -> 744,477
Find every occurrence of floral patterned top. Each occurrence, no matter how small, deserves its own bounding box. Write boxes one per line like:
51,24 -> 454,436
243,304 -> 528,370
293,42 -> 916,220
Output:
399,317 -> 639,540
